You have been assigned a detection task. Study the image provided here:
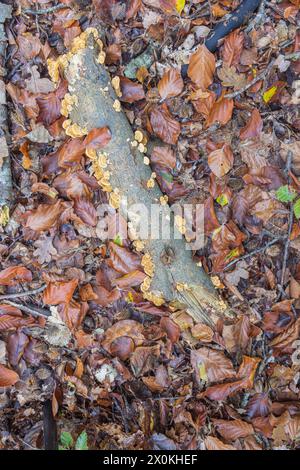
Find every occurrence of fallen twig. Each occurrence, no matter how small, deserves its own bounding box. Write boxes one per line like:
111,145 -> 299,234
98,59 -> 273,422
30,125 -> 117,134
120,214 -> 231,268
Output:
224,236 -> 285,271
2,300 -> 50,318
225,59 -> 275,99
0,285 -> 46,300
279,151 -> 294,289
245,0 -> 266,33
23,4 -> 66,15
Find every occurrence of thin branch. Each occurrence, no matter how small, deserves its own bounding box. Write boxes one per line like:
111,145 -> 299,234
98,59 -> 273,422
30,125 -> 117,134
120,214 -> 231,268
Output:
0,285 -> 46,300
1,300 -> 50,318
23,4 -> 66,15
245,0 -> 266,33
225,59 -> 275,99
224,236 -> 285,271
279,151 -> 294,289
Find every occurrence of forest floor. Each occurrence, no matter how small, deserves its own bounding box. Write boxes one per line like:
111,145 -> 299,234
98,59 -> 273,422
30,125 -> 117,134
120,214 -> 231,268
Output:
0,0 -> 300,451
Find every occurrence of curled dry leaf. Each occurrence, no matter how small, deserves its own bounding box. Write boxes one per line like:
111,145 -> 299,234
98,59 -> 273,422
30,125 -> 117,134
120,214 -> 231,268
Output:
119,76 -> 145,103
158,68 -> 184,100
84,127 -> 112,151
43,279 -> 79,305
0,364 -> 19,387
202,355 -> 260,401
0,266 -> 32,286
187,45 -> 216,90
208,144 -> 234,178
149,103 -> 181,145
191,323 -> 214,342
160,316 -> 181,343
102,319 -> 144,353
240,108 -> 263,140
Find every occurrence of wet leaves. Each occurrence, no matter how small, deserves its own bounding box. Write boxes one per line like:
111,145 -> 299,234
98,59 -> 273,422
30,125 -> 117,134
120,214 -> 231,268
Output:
208,144 -> 234,178
0,266 -> 32,286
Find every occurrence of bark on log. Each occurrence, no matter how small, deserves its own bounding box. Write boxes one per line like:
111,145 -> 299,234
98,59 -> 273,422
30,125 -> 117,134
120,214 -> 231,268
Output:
0,3 -> 12,212
66,39 -> 228,326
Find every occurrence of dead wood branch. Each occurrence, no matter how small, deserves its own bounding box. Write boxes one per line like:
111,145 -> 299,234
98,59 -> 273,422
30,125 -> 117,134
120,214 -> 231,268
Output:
66,39 -> 228,326
0,3 -> 13,213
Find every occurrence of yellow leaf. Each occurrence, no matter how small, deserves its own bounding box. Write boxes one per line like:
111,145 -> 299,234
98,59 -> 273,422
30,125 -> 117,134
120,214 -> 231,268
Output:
216,193 -> 229,207
198,362 -> 208,383
0,205 -> 9,227
263,86 -> 277,103
176,0 -> 185,14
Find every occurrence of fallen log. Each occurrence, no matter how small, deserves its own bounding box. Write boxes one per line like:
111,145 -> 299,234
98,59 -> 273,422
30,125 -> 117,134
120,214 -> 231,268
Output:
63,35 -> 228,327
0,2 -> 12,222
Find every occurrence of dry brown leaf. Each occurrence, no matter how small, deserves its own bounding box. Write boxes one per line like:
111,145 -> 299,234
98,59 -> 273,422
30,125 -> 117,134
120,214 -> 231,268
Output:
208,144 -> 234,178
188,45 -> 216,90
158,68 -> 184,100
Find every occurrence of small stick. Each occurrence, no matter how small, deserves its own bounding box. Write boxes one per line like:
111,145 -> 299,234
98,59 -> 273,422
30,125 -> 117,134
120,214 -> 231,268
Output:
279,151 -> 294,289
23,4 -> 66,15
2,300 -> 50,318
225,59 -> 275,99
224,236 -> 285,271
245,0 -> 266,32
0,285 -> 46,300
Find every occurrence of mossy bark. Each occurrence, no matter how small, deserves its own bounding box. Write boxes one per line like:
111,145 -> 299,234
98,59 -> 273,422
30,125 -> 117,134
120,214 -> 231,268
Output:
66,41 -> 227,326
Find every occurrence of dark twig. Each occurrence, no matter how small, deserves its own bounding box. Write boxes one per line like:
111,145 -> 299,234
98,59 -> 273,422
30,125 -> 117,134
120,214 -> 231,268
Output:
23,4 -> 66,15
279,151 -> 294,289
224,236 -> 285,271
1,300 -> 50,318
0,285 -> 46,300
225,59 -> 275,99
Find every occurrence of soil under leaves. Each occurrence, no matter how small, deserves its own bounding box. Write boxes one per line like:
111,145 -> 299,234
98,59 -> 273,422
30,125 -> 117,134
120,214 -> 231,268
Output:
0,0 -> 300,451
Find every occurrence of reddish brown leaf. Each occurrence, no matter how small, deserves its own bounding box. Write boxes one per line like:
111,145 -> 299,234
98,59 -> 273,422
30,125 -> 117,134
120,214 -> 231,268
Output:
43,279 -> 78,305
206,95 -> 234,127
58,300 -> 88,331
0,364 -> 19,387
0,266 -> 32,286
113,270 -> 146,288
158,68 -> 184,100
37,80 -> 68,126
102,320 -> 144,354
130,344 -> 160,376
119,76 -> 145,103
22,201 -> 63,232
188,45 -> 216,90
107,241 -> 141,275
247,393 -> 271,418
191,347 -> 236,384
160,316 -> 180,343
222,30 -> 244,66
84,127 -> 112,151
208,143 -> 234,178
213,418 -> 253,440
105,43 -> 122,65
240,108 -> 263,140
202,355 -> 260,401
110,336 -> 135,361
150,103 -> 181,145
151,145 -> 176,169
55,138 -> 85,168
74,198 -> 98,227
204,436 -> 236,450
